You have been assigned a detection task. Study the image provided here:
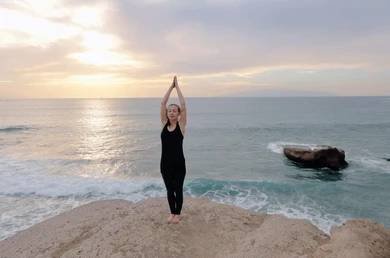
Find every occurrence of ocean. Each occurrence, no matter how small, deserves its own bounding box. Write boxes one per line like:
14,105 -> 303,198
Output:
1,97 -> 389,240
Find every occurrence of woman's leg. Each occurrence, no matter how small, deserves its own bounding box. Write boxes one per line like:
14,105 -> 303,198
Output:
173,166 -> 186,215
161,171 -> 176,215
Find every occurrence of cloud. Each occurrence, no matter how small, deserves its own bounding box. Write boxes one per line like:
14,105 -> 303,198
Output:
106,0 -> 390,72
0,0 -> 389,97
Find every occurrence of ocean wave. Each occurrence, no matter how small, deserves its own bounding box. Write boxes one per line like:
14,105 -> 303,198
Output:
0,159 -> 344,234
0,170 -> 164,200
0,159 -> 165,240
0,154 -> 350,235
186,178 -> 269,211
185,178 -> 344,233
0,125 -> 32,133
0,179 -> 343,241
0,155 -> 161,199
0,196 -> 88,241
351,156 -> 390,174
266,199 -> 345,233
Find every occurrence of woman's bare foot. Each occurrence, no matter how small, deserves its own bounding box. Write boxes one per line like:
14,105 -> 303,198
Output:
167,214 -> 175,223
171,215 -> 180,224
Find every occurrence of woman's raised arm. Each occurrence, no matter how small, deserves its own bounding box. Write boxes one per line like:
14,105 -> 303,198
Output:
174,76 -> 187,126
161,78 -> 175,124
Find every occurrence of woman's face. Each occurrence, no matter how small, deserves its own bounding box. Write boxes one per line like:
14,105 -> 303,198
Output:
167,105 -> 180,120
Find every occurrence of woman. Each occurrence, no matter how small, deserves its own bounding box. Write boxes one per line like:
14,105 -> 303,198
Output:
160,75 -> 187,224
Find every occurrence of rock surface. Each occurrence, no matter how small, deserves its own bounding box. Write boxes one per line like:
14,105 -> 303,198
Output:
1,197 -> 389,258
283,145 -> 348,170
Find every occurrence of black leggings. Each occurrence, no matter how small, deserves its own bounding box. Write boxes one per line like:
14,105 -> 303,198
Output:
161,164 -> 186,215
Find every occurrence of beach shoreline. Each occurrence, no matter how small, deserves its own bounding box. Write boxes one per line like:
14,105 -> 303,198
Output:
0,197 -> 389,258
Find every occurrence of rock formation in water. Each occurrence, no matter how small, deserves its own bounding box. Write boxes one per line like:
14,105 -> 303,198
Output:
283,145 -> 348,171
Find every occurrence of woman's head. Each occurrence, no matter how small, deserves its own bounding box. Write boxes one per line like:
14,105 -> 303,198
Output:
166,103 -> 181,124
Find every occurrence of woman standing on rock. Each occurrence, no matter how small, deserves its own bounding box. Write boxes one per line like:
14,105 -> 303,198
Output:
160,75 -> 187,224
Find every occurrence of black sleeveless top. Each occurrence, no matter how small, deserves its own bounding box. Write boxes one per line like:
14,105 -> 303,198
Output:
160,121 -> 185,167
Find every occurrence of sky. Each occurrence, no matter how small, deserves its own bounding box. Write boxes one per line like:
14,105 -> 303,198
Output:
0,0 -> 389,98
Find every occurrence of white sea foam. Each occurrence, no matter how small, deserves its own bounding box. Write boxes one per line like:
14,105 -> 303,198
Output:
0,196 -> 88,241
267,141 -> 321,154
186,179 -> 342,234
351,156 -> 390,174
0,158 -> 164,199
265,200 -> 346,234
0,172 -> 166,241
0,156 -> 360,239
190,184 -> 269,211
207,193 -> 343,234
0,158 -> 166,240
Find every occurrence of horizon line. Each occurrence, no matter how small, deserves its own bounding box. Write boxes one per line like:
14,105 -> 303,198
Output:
1,95 -> 389,100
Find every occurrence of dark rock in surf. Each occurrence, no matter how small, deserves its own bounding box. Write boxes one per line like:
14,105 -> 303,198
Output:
283,145 -> 348,171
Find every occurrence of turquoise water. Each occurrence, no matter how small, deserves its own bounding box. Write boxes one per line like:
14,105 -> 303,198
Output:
0,97 -> 389,239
